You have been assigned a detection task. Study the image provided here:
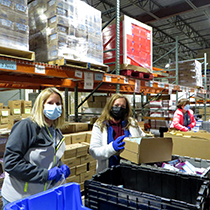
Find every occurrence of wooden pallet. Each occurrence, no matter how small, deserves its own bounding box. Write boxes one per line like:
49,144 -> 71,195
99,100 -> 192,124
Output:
109,63 -> 152,74
0,46 -> 35,61
49,58 -> 108,72
120,69 -> 153,80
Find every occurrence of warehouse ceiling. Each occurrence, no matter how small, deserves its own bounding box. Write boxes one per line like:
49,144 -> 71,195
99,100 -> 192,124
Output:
83,0 -> 210,69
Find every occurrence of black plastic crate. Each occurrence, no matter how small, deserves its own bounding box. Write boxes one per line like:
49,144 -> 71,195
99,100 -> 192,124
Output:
84,165 -> 210,210
122,154 -> 210,179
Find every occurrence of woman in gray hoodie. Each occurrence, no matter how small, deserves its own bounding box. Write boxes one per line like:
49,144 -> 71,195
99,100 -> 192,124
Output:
1,87 -> 70,209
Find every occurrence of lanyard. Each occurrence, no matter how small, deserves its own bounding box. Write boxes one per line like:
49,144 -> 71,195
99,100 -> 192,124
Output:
46,126 -> 56,146
45,125 -> 64,152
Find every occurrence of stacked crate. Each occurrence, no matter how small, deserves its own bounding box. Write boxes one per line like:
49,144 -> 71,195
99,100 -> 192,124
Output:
0,0 -> 29,51
29,0 -> 103,64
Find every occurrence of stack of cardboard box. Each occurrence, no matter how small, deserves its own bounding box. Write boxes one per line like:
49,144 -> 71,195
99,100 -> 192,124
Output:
29,0 -> 103,64
103,15 -> 153,72
61,122 -> 96,191
62,143 -> 96,191
0,0 -> 29,51
0,100 -> 32,130
168,60 -> 203,88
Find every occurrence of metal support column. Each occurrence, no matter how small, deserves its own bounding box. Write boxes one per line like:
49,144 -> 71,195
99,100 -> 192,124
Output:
74,82 -> 79,122
65,88 -> 68,121
115,0 -> 120,93
175,37 -> 179,105
19,89 -> 22,99
141,92 -> 144,121
204,53 -> 207,121
133,92 -> 136,119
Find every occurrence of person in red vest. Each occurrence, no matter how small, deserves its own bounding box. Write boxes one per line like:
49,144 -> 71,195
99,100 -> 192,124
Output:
170,98 -> 196,131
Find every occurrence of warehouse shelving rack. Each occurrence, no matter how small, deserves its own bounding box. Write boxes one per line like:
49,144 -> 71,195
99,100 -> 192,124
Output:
0,0 -> 207,122
0,52 -> 206,121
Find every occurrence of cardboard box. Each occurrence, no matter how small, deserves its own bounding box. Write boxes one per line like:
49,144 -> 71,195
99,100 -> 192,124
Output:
88,160 -> 97,171
76,163 -> 87,175
71,123 -> 89,132
66,175 -> 80,183
86,131 -> 92,143
62,157 -> 80,169
0,124 -> 8,129
76,144 -> 88,157
120,137 -> 173,164
0,109 -> 10,117
7,115 -> 15,130
71,132 -> 86,144
103,15 -> 152,72
63,134 -> 71,145
164,131 -> 210,160
62,144 -> 77,160
80,154 -> 94,164
80,170 -> 95,182
8,100 -> 21,115
0,117 -> 8,125
70,166 -> 76,176
60,122 -> 89,134
0,109 -> 10,125
63,143 -> 88,160
21,100 -> 32,114
60,122 -> 75,134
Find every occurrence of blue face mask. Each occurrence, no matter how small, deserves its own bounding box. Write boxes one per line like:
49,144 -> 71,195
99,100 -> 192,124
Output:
184,104 -> 190,111
44,104 -> 62,120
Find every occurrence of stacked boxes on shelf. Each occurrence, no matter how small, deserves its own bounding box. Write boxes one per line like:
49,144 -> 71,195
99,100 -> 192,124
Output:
29,0 -> 103,64
103,15 -> 153,72
146,99 -> 173,129
0,0 -> 29,51
0,100 -> 32,130
168,60 -> 203,88
0,103 -> 10,129
61,122 -> 96,191
21,100 -> 32,118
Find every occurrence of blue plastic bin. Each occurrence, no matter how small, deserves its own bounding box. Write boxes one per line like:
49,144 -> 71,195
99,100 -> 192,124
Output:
5,183 -> 91,210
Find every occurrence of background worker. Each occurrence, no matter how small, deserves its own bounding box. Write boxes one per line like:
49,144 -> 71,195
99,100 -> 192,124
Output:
89,93 -> 145,174
1,87 -> 70,209
170,98 -> 196,132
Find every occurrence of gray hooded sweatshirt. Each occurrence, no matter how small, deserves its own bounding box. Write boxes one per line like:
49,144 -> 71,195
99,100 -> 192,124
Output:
1,118 -> 65,202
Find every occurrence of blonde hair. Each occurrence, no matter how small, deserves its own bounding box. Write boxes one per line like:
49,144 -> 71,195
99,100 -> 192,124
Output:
177,98 -> 190,109
30,87 -> 65,128
96,93 -> 136,131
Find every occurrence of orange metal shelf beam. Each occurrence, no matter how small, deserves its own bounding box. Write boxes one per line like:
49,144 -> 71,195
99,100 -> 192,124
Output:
0,56 -> 206,94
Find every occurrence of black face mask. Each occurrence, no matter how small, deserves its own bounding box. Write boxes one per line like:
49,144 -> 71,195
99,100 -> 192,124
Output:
110,106 -> 127,120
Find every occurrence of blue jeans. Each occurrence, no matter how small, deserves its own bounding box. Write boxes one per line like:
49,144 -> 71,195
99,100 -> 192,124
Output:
2,197 -> 10,210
